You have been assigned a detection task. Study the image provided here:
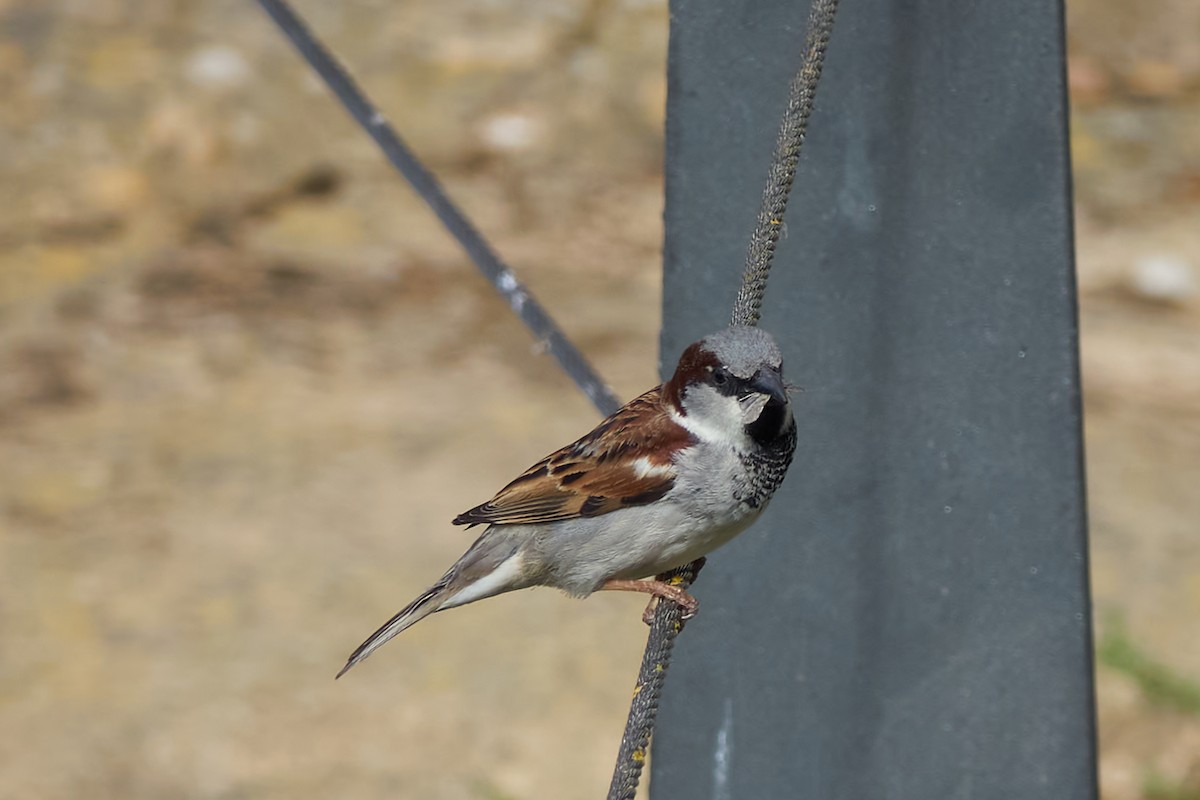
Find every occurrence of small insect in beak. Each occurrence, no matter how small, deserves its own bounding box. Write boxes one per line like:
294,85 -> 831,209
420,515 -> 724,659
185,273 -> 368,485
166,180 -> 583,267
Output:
747,368 -> 789,406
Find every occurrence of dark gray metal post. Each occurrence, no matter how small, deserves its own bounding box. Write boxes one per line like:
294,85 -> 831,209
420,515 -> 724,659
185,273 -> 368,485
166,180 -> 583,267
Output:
653,0 -> 1098,798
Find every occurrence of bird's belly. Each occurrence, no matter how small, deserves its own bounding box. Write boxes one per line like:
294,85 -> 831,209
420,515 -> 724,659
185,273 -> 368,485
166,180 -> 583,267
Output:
609,513 -> 756,581
531,499 -> 763,596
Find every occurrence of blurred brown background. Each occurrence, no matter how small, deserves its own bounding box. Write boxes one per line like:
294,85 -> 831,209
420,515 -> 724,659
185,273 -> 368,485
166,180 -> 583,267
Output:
0,0 -> 1197,797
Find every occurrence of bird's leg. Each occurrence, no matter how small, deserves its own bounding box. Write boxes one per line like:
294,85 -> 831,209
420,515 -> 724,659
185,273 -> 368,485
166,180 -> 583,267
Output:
599,579 -> 699,624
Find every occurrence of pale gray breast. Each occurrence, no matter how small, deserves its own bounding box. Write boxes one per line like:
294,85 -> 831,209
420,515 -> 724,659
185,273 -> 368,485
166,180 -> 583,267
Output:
673,438 -> 764,524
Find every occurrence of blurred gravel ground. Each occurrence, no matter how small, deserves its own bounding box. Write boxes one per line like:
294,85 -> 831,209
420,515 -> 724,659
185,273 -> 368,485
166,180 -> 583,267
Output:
0,1 -> 1198,798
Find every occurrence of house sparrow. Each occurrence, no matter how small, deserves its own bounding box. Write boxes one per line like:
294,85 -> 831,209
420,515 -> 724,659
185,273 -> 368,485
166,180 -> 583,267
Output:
337,325 -> 797,677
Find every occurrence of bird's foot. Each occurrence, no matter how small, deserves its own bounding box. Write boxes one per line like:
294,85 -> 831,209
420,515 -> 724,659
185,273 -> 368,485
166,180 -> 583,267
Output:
599,578 -> 699,624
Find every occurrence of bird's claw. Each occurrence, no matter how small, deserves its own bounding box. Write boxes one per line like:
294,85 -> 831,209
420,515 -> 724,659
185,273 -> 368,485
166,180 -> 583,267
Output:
640,589 -> 699,625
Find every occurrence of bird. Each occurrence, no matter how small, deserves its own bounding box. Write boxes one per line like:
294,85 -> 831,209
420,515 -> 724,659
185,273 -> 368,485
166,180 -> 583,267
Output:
337,325 -> 797,678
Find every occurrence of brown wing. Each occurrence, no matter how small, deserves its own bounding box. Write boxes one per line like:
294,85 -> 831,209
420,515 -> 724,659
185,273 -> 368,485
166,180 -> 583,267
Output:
452,386 -> 693,528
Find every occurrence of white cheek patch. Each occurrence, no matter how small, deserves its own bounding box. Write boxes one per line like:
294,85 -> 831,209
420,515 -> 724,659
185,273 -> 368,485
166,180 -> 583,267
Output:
671,390 -> 750,450
738,393 -> 769,425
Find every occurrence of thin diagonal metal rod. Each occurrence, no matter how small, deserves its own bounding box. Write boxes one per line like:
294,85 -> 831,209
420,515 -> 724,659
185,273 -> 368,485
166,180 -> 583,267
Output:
253,0 -> 621,417
254,1 -> 836,797
609,0 -> 839,797
733,0 -> 840,328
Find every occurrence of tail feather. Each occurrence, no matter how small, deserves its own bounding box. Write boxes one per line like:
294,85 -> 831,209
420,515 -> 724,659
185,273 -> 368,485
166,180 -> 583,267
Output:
336,578 -> 449,679
337,543 -> 528,679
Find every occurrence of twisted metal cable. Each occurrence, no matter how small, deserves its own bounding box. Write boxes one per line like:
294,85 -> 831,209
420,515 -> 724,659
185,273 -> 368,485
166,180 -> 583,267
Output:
606,559 -> 704,800
732,0 -> 840,328
253,0 -> 621,417
610,0 -> 839,796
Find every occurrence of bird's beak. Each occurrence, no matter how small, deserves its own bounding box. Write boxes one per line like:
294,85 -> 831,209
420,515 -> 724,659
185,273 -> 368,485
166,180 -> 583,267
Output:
748,368 -> 788,406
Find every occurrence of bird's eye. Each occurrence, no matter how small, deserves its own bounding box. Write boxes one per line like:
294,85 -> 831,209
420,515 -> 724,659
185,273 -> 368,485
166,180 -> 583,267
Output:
712,367 -> 729,387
